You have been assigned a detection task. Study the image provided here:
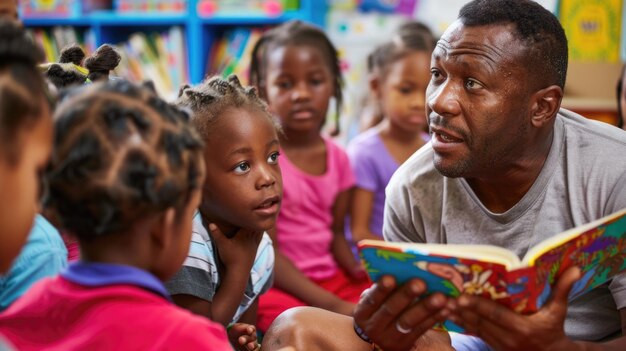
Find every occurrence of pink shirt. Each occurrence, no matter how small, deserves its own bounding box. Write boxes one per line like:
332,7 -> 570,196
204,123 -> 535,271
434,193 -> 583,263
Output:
277,137 -> 355,280
0,265 -> 231,350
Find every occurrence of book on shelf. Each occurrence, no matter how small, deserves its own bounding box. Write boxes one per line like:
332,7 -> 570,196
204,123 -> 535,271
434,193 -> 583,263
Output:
26,26 -> 91,63
358,208 -> 626,333
114,26 -> 188,99
205,27 -> 263,85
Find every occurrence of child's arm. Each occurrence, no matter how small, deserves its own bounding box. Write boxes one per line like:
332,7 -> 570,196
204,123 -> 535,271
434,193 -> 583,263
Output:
209,224 -> 261,325
228,300 -> 260,351
269,228 -> 355,315
350,188 -> 385,243
332,188 -> 367,280
171,225 -> 259,326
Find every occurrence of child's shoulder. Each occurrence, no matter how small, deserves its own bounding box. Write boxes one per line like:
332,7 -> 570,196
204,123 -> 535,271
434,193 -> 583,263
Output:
347,128 -> 383,155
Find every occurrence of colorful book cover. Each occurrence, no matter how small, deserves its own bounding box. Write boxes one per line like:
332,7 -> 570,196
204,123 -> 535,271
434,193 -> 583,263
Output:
560,0 -> 622,62
358,208 -> 626,333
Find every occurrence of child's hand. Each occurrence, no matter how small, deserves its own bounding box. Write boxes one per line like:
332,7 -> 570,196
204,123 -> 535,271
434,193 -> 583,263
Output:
228,323 -> 260,351
348,263 -> 368,282
209,223 -> 262,268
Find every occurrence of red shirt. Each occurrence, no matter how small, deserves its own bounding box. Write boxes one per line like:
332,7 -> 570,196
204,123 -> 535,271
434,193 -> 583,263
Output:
0,262 -> 232,350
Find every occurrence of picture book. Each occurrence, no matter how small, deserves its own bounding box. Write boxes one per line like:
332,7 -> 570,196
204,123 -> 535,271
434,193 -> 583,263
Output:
358,208 -> 626,333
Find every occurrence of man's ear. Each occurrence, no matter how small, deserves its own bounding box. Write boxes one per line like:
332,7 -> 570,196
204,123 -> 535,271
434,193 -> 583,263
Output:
530,85 -> 563,128
151,208 -> 176,251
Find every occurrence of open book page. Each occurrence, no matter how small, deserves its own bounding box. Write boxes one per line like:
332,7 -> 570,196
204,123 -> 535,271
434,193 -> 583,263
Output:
517,208 -> 626,311
359,241 -> 517,332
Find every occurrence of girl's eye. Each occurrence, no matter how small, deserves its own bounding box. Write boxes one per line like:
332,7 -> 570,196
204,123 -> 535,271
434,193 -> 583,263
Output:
465,78 -> 483,90
234,162 -> 251,174
399,86 -> 413,94
267,152 -> 280,164
277,81 -> 292,89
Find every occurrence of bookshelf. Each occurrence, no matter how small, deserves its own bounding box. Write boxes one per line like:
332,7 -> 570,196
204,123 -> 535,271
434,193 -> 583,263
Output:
22,0 -> 326,86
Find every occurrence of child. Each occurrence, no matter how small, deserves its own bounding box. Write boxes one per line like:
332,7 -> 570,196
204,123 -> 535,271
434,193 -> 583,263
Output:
0,79 -> 232,350
249,20 -> 370,332
617,65 -> 625,130
347,22 -> 434,243
165,75 -> 281,351
0,20 -> 53,276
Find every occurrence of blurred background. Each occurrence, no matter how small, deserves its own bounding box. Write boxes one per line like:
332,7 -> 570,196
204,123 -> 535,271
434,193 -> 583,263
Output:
20,0 -> 624,141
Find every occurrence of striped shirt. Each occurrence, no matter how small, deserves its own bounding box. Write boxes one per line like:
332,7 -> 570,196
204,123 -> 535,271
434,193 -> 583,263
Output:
165,212 -> 274,324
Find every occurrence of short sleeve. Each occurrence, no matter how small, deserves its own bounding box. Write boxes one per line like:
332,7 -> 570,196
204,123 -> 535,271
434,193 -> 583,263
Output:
165,264 -> 216,302
164,227 -> 218,302
348,143 -> 378,192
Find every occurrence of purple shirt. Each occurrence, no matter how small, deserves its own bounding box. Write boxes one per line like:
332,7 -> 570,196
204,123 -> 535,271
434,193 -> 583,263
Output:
347,128 -> 400,237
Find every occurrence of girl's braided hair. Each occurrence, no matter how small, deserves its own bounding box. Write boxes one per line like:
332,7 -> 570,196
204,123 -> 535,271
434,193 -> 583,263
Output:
43,79 -> 205,239
249,20 -> 343,134
0,20 -> 49,163
176,74 -> 279,140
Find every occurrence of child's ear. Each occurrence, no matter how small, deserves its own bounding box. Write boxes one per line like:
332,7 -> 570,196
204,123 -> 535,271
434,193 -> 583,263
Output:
151,207 -> 177,251
369,76 -> 381,99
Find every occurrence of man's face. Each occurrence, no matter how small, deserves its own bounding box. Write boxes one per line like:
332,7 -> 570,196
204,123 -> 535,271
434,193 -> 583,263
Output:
426,21 -> 534,179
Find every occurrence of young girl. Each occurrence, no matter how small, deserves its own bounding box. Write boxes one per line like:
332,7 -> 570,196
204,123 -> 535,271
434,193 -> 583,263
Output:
347,21 -> 434,243
165,75 -> 281,351
0,79 -> 232,350
0,20 -> 53,276
249,20 -> 370,332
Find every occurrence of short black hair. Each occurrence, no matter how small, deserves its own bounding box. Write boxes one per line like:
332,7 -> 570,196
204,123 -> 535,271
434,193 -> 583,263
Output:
249,20 -> 343,134
459,0 -> 568,89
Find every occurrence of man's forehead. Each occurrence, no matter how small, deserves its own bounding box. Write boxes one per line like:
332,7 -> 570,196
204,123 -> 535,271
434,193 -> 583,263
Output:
434,20 -> 521,61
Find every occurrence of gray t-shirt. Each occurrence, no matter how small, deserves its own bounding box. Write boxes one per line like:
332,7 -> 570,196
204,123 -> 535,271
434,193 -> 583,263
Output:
384,109 -> 626,341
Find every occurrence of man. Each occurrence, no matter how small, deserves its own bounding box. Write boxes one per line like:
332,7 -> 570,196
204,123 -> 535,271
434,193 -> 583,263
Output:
261,0 -> 626,350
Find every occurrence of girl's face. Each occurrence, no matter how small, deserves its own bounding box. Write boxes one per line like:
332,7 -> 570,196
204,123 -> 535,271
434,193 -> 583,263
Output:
263,44 -> 335,134
378,51 -> 431,133
200,108 -> 283,235
0,104 -> 53,272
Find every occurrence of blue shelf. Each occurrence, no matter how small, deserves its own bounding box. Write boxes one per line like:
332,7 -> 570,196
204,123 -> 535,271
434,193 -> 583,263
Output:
22,0 -> 326,85
23,17 -> 91,26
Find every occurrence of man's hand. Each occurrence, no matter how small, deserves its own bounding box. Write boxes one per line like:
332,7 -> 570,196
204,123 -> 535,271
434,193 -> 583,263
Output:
353,275 -> 451,351
447,266 -> 581,351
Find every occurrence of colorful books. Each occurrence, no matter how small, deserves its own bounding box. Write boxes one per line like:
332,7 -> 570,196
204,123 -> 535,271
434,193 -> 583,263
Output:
358,208 -> 626,333
113,27 -> 188,99
206,27 -> 263,85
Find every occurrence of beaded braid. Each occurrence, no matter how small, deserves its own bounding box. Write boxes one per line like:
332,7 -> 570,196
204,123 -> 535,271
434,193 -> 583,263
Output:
176,74 -> 279,140
43,79 -> 205,239
248,20 -> 344,135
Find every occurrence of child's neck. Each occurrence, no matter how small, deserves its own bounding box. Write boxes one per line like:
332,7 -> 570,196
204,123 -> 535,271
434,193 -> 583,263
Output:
279,129 -> 324,150
199,212 -> 239,239
379,119 -> 426,145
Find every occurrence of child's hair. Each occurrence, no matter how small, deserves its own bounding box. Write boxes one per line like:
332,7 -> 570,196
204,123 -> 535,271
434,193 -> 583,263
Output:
0,20 -> 49,163
84,44 -> 121,82
249,20 -> 343,134
176,74 -> 279,139
370,21 -> 435,77
617,65 -> 625,129
41,44 -> 121,89
43,80 -> 205,240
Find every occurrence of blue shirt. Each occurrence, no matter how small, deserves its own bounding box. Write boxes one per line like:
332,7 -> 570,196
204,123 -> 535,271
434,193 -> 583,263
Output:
0,215 -> 67,311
